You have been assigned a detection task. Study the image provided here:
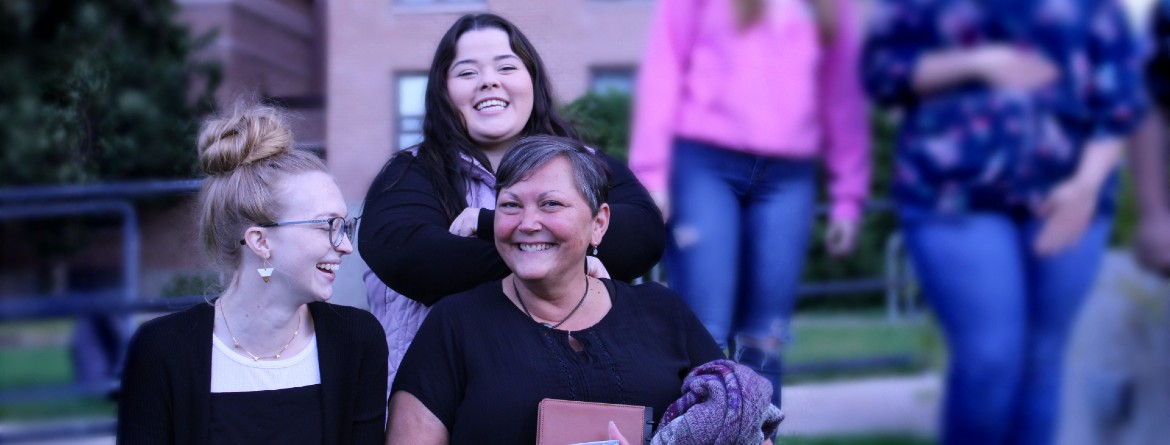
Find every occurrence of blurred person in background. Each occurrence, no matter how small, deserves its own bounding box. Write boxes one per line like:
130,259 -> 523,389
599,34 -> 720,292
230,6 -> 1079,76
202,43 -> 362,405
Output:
1134,0 -> 1170,277
358,13 -> 665,394
862,0 -> 1146,444
117,101 -> 388,444
627,0 -> 871,408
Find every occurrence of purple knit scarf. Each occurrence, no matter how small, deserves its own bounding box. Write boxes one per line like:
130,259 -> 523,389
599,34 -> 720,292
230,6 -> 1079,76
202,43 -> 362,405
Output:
651,359 -> 784,445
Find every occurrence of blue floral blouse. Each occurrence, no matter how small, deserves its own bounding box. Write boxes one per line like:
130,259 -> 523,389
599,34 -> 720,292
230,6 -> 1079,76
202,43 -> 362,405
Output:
862,0 -> 1146,217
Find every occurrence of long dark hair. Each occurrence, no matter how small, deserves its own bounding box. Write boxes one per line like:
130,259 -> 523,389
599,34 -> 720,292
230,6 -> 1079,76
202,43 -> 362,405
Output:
389,13 -> 579,221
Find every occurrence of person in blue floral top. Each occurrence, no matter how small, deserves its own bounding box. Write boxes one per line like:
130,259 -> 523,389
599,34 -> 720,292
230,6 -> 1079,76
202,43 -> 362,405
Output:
862,1 -> 1146,444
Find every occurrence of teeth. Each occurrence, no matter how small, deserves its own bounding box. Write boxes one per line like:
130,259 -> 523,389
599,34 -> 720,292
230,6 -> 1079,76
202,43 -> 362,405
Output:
316,263 -> 339,272
518,243 -> 553,252
475,99 -> 507,111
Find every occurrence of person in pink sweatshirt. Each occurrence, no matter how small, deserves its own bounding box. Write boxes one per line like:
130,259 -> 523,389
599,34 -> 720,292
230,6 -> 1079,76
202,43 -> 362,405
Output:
628,0 -> 870,408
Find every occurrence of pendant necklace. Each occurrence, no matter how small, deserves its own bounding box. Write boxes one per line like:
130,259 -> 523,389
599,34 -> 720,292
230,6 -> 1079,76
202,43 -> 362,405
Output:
513,276 -> 589,330
218,299 -> 301,361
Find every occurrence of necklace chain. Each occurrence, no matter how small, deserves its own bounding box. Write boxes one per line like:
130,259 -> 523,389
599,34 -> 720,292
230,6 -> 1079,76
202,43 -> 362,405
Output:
513,276 -> 589,330
218,300 -> 301,361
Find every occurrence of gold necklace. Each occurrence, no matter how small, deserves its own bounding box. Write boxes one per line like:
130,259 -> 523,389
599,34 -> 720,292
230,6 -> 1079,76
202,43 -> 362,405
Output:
218,300 -> 301,361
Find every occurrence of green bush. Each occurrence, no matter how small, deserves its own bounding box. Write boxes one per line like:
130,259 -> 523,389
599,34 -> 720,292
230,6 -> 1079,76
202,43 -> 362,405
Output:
561,91 -> 633,162
0,0 -> 220,186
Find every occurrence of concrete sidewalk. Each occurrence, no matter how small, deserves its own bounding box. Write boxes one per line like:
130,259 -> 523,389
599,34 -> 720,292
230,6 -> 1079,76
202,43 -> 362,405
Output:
778,373 -> 941,438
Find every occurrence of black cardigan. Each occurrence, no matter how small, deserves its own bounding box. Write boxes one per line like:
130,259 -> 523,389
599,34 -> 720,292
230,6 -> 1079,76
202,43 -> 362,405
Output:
116,302 -> 388,445
359,150 -> 666,305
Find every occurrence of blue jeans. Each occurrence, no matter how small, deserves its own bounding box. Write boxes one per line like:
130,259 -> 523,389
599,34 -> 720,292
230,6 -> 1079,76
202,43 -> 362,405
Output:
904,211 -> 1112,445
666,139 -> 818,407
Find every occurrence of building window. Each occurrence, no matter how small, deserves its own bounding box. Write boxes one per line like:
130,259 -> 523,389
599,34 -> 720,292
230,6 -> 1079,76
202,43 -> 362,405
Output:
396,73 -> 428,151
589,67 -> 636,95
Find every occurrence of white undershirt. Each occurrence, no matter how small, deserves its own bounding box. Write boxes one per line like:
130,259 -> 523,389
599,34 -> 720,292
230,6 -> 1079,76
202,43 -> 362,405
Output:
210,333 -> 321,393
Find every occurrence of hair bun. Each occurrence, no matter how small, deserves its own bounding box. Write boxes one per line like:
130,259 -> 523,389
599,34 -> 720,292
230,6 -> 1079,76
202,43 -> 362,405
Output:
197,102 -> 293,176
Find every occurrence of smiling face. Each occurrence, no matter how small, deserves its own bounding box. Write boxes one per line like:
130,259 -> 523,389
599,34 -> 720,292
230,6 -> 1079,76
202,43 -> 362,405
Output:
263,170 -> 353,303
446,28 -> 535,153
495,157 -> 609,285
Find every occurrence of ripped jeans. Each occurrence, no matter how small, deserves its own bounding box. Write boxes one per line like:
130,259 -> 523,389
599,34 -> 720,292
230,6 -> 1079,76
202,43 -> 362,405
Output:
665,138 -> 818,408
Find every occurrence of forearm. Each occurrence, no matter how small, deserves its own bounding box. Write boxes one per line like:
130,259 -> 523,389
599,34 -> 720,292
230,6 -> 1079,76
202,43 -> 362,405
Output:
1073,138 -> 1124,191
386,392 -> 448,445
597,153 -> 667,280
364,231 -> 509,305
911,48 -> 984,95
1131,112 -> 1170,217
819,0 -> 870,222
360,156 -> 511,304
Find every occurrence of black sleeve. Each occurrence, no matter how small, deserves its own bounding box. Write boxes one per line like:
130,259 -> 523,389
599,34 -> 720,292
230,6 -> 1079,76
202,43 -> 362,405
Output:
593,151 -> 667,281
351,311 -> 390,444
358,154 -> 511,306
390,303 -> 465,432
116,322 -> 174,444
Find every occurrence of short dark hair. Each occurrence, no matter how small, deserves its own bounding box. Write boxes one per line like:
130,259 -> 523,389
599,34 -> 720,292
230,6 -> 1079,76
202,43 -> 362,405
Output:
495,135 -> 611,215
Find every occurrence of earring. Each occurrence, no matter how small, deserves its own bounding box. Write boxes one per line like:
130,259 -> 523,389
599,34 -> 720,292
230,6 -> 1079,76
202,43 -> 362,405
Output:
590,245 -> 599,256
257,257 -> 274,283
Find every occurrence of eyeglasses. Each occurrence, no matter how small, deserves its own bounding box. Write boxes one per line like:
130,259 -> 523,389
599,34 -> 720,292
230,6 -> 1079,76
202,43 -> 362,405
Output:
258,216 -> 358,247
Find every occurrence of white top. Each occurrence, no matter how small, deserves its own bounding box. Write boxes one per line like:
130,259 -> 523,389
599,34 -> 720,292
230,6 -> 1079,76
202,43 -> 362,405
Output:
210,333 -> 321,393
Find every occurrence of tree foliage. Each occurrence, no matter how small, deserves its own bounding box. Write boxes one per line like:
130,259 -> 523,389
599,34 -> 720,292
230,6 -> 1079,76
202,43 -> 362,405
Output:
0,0 -> 220,186
561,91 -> 633,162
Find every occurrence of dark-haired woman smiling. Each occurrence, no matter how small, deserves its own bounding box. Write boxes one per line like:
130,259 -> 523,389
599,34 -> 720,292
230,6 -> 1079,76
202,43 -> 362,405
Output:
358,14 -> 665,390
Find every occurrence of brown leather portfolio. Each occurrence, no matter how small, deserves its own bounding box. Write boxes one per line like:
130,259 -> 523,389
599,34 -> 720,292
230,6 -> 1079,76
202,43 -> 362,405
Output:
536,398 -> 653,445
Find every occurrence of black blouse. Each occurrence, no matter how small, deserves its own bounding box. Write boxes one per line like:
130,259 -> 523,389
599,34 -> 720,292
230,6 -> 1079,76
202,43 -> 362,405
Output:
392,279 -> 724,444
210,385 -> 323,444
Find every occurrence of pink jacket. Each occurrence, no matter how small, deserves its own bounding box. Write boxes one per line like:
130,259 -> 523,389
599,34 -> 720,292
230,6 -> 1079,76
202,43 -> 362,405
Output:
628,0 -> 870,221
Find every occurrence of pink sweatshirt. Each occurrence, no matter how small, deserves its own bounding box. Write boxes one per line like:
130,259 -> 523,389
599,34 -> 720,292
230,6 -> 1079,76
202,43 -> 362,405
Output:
628,0 -> 871,221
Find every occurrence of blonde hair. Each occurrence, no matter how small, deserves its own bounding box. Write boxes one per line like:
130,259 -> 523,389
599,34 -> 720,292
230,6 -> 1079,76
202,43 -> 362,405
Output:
196,99 -> 326,282
735,0 -> 837,43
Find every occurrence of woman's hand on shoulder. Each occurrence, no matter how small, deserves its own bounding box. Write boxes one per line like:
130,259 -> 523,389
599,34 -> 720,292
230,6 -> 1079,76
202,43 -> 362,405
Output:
448,207 -> 482,237
586,256 -> 612,280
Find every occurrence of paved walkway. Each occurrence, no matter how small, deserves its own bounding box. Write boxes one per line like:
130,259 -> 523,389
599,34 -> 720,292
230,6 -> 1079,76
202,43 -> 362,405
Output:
1057,252 -> 1170,445
778,373 -> 940,438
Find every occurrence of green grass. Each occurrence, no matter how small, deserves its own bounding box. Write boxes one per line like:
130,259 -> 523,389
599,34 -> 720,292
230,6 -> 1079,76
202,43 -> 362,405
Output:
0,346 -> 73,389
0,325 -> 117,421
0,320 -> 72,339
783,312 -> 943,383
788,316 -> 935,363
0,398 -> 116,422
